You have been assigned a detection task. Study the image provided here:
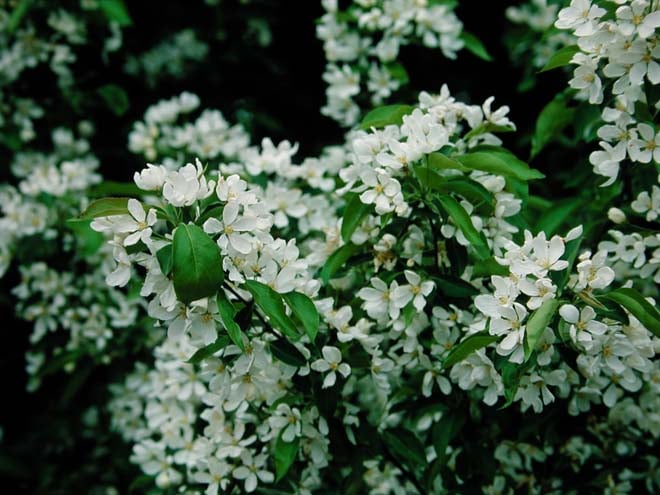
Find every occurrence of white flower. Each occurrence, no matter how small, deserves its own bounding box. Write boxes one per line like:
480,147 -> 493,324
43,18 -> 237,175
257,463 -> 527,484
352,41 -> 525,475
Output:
490,302 -> 528,364
390,270 -> 434,311
357,277 -> 400,321
203,202 -> 256,254
122,199 -> 157,246
268,403 -> 302,442
232,452 -> 274,493
134,163 -> 168,191
628,123 -> 660,164
311,346 -> 351,388
162,159 -> 215,207
559,304 -> 607,349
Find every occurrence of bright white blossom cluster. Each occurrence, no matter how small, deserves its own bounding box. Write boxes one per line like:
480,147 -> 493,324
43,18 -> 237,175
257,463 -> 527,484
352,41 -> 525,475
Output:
1,2 -> 659,494
556,0 -> 660,185
317,0 -> 464,126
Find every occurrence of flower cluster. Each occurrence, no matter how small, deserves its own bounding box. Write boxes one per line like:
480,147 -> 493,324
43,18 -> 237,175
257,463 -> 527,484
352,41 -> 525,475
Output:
317,0 -> 464,126
555,0 -> 660,185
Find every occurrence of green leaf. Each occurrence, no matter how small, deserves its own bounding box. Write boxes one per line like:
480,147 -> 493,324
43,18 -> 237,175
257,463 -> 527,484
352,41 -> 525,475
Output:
274,433 -> 299,481
442,332 -> 498,369
432,412 -> 464,464
539,45 -> 580,72
432,276 -> 479,298
89,181 -> 142,198
455,148 -> 545,181
320,243 -> 358,285
217,292 -> 246,351
172,223 -> 224,304
535,197 -> 584,236
270,338 -> 307,367
98,0 -> 132,26
156,245 -> 173,276
386,62 -> 409,84
66,219 -> 105,257
360,104 -> 414,130
472,257 -> 509,278
341,194 -> 371,243
7,0 -> 33,34
244,280 -> 300,340
599,288 -> 660,338
428,175 -> 496,214
79,197 -> 132,219
436,195 -> 490,260
524,298 -> 560,361
282,291 -> 319,342
97,84 -> 130,116
187,335 -> 231,364
460,31 -> 493,62
531,96 -> 576,158
427,152 -> 470,173
383,428 -> 427,469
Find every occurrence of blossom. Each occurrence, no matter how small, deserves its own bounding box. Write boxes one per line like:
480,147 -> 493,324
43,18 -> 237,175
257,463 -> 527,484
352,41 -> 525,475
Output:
311,346 -> 351,388
390,270 -> 434,311
203,201 -> 256,254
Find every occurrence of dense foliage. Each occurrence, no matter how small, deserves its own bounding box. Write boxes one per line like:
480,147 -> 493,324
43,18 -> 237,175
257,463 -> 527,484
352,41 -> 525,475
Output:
1,1 -> 659,494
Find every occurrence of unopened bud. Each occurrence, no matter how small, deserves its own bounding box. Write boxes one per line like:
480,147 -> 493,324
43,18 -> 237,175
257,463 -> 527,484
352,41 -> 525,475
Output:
607,207 -> 626,224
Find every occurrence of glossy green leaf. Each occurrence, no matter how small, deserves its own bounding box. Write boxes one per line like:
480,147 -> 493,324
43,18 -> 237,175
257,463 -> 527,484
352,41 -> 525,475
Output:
97,84 -> 130,116
79,197 -> 131,219
456,148 -> 545,181
156,245 -> 173,276
320,243 -> 358,285
539,45 -> 580,72
436,195 -> 490,260
531,96 -> 576,158
599,288 -> 660,337
282,291 -> 319,342
217,292 -> 245,351
360,104 -> 414,130
432,276 -> 479,298
442,332 -> 498,369
383,428 -> 427,469
270,338 -> 307,367
244,280 -> 300,340
66,219 -> 105,257
172,223 -> 224,304
89,181 -> 142,198
427,152 -> 470,172
472,257 -> 509,278
274,433 -> 299,481
98,0 -> 132,26
524,298 -> 559,361
341,194 -> 371,243
432,412 -> 464,464
187,335 -> 231,364
460,31 -> 493,61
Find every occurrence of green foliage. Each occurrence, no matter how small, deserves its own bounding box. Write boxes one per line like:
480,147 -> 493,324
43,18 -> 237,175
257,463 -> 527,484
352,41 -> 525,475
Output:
78,197 -> 132,219
98,0 -> 132,26
599,288 -> 660,338
282,291 -> 319,342
359,105 -> 415,130
442,332 -> 498,369
274,433 -> 299,481
341,194 -> 371,243
217,292 -> 246,350
460,31 -> 493,62
172,223 -> 225,304
539,45 -> 579,72
524,299 -> 560,361
244,280 -> 301,340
